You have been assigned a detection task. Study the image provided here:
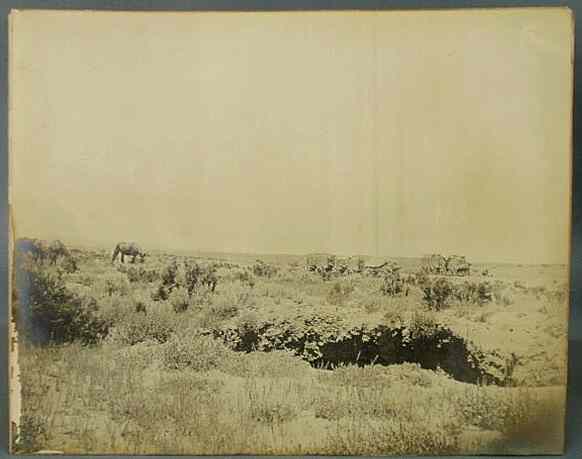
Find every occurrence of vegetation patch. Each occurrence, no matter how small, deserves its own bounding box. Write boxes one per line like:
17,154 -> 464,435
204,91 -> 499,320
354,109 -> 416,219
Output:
209,306 -> 508,384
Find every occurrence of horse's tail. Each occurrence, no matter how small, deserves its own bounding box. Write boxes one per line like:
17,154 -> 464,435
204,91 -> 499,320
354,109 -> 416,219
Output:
112,244 -> 120,263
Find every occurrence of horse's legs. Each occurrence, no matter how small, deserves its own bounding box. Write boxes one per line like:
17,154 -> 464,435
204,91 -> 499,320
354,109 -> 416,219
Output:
121,253 -> 125,263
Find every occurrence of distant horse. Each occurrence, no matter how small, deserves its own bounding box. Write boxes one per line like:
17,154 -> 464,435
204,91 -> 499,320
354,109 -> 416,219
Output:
112,242 -> 146,264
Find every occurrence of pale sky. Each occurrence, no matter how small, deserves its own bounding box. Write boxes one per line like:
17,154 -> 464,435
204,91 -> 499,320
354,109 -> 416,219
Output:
10,9 -> 573,263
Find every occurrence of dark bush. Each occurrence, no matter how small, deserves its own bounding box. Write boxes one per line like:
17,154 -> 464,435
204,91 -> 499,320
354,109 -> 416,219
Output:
154,260 -> 219,302
421,277 -> 495,309
18,267 -> 109,345
210,308 -> 505,384
422,278 -> 453,310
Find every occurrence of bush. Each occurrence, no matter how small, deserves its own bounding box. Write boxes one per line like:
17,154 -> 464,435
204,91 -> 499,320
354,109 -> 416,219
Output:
235,269 -> 256,288
160,259 -> 179,290
252,260 -> 279,278
422,277 -> 497,309
380,272 -> 408,297
210,284 -> 256,317
160,333 -> 233,371
107,310 -> 175,346
422,278 -> 453,310
169,286 -> 190,313
96,272 -> 130,296
407,310 -> 441,341
452,280 -> 497,305
119,265 -> 159,283
19,268 -> 110,344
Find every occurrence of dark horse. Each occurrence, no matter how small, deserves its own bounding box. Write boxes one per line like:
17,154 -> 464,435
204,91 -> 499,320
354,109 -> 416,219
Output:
112,242 -> 146,264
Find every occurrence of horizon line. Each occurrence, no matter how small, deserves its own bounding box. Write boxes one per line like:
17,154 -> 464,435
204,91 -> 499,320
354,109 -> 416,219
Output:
14,235 -> 568,266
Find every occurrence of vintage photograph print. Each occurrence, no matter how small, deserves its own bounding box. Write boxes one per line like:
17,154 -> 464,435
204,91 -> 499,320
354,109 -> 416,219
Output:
9,8 -> 573,455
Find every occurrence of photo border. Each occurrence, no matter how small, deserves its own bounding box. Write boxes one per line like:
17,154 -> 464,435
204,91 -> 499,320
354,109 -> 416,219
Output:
1,1 -> 580,458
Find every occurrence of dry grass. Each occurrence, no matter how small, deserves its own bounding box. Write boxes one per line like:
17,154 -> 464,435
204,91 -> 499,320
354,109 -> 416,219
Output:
13,249 -> 568,454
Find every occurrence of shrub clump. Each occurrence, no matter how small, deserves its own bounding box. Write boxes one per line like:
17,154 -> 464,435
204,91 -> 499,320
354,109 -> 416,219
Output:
18,267 -> 109,345
169,286 -> 190,313
234,268 -> 256,288
96,272 -> 131,296
422,277 -> 454,310
153,260 -> 219,305
380,272 -> 409,297
160,333 -> 233,371
252,260 -> 279,278
118,264 -> 159,283
107,311 -> 175,346
420,277 -> 497,309
201,284 -> 256,324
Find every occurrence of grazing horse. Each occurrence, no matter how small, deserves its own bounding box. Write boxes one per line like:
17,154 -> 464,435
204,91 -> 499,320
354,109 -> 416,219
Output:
112,242 -> 146,264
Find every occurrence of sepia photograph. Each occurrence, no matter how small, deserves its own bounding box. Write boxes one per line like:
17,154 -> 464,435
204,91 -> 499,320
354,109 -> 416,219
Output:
8,8 -> 573,455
